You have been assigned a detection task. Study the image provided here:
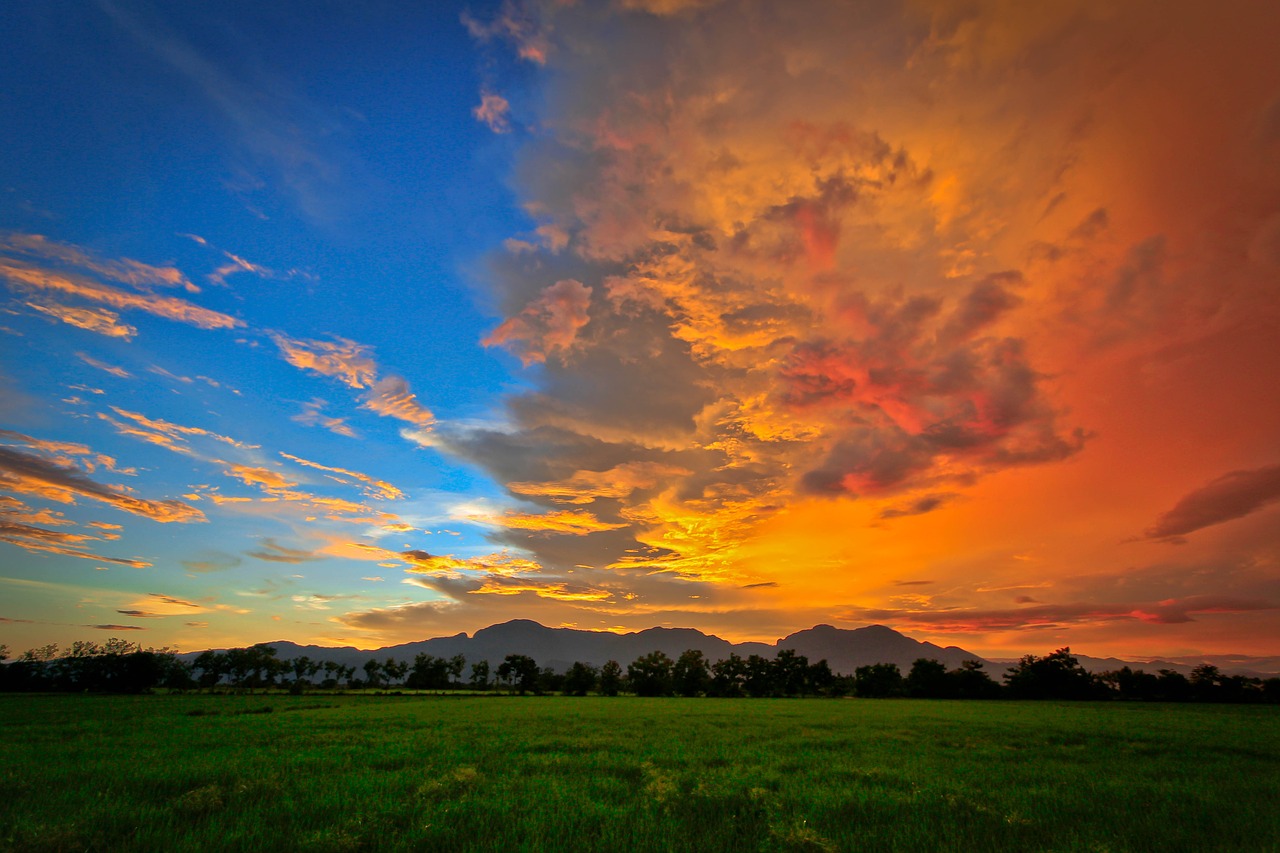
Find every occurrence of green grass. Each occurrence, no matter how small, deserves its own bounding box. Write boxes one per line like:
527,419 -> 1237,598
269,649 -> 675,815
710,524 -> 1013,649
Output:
1,694 -> 1277,851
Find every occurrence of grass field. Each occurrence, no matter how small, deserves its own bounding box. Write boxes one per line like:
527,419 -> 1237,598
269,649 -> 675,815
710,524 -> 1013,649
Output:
1,694 -> 1277,852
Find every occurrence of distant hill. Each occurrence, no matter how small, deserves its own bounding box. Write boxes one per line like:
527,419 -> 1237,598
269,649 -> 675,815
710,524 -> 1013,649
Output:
180,620 -> 1280,678
184,620 -> 988,676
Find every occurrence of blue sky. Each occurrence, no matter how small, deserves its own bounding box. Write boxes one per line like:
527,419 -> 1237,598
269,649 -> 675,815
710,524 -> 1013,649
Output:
1,0 -> 544,649
3,1 -> 1279,658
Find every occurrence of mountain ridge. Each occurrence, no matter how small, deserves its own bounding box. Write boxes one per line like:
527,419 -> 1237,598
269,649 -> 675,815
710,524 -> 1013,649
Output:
179,620 -> 1280,678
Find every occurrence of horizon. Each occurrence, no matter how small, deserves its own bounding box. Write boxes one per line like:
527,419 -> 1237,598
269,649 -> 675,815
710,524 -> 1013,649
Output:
2,1 -> 1279,663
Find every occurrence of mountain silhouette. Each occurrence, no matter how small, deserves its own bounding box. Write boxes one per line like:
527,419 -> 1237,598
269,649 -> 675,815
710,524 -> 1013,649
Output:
191,620 -> 989,676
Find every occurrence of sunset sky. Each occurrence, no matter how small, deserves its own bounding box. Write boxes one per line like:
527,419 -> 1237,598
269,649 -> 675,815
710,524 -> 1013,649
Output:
3,0 -> 1278,660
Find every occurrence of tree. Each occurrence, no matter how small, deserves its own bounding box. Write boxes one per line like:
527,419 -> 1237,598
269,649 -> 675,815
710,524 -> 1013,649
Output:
774,649 -> 810,696
949,659 -> 1001,699
290,656 -> 315,689
628,651 -> 674,697
563,661 -> 598,696
673,649 -> 709,697
407,654 -> 451,689
382,658 -> 409,687
497,654 -> 540,694
448,654 -> 467,686
1004,648 -> 1098,700
362,658 -> 382,688
598,660 -> 624,696
469,660 -> 490,690
906,658 -> 951,699
854,663 -> 903,698
743,654 -> 776,698
708,654 -> 746,697
807,659 -> 839,696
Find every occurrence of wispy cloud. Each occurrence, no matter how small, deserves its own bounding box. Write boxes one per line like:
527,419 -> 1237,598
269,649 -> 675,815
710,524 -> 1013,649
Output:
473,91 -> 512,134
1144,463 -> 1280,541
270,334 -> 377,389
0,445 -> 204,523
278,452 -> 403,501
1,257 -> 240,330
27,302 -> 137,340
292,399 -> 360,439
361,376 -> 435,429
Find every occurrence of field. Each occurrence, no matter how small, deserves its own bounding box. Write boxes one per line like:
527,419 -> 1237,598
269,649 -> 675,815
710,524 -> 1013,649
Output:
1,694 -> 1277,852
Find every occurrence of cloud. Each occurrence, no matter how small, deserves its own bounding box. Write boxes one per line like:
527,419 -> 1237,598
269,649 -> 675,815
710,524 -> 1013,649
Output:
473,92 -> 512,134
1144,463 -> 1280,540
0,445 -> 204,523
471,508 -> 628,535
0,232 -> 196,291
270,334 -> 377,389
105,407 -> 257,453
27,302 -> 137,340
362,376 -> 435,429
878,492 -> 959,520
0,258 -> 240,330
848,596 -> 1280,633
76,353 -> 131,379
117,592 -> 249,618
0,520 -> 152,568
399,549 -> 543,577
483,278 -> 592,365
247,538 -> 322,564
0,430 -> 131,475
292,398 -> 360,438
278,452 -> 404,501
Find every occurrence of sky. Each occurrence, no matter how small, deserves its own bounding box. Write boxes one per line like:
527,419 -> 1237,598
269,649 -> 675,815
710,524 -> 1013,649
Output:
2,0 -> 1278,660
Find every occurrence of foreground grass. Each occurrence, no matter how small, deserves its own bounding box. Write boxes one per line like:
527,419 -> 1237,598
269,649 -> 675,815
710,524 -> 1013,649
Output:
1,695 -> 1277,852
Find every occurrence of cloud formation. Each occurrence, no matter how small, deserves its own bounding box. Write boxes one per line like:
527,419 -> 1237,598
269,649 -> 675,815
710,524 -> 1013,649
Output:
1144,464 -> 1280,541
0,445 -> 204,524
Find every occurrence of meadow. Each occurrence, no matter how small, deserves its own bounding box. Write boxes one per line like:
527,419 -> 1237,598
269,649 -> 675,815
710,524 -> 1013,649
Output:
1,694 -> 1276,852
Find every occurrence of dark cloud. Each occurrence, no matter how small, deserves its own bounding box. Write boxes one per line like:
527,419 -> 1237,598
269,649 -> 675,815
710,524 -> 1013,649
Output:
878,493 -> 958,520
1144,463 -> 1280,540
848,596 -> 1280,632
246,538 -> 322,563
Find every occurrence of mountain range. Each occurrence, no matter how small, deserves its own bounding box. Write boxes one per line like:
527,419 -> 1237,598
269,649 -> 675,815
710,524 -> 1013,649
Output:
182,620 -> 1280,678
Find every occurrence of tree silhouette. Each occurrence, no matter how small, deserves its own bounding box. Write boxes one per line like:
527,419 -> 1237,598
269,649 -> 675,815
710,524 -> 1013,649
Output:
709,653 -> 746,697
497,654 -> 540,694
469,660 -> 490,690
673,649 -> 710,697
598,660 -> 624,696
563,661 -> 598,696
627,651 -> 675,697
362,658 -> 382,688
855,663 -> 904,698
1004,648 -> 1098,700
906,658 -> 951,699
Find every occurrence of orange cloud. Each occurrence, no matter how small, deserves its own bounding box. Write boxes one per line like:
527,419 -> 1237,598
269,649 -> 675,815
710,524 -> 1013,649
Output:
400,549 -> 542,577
1,232 -> 197,292
270,333 -> 377,389
278,452 -> 404,501
0,445 -> 204,524
477,508 -> 628,535
473,91 -> 512,133
27,302 -> 137,340
483,278 -> 591,365
0,259 -> 239,329
362,376 -> 435,429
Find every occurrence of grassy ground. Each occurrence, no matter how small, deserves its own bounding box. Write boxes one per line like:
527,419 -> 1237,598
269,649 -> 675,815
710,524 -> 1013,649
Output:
0,694 -> 1276,852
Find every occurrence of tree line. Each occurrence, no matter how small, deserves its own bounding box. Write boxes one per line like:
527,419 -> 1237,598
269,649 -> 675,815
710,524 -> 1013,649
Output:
1,640 -> 1277,703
